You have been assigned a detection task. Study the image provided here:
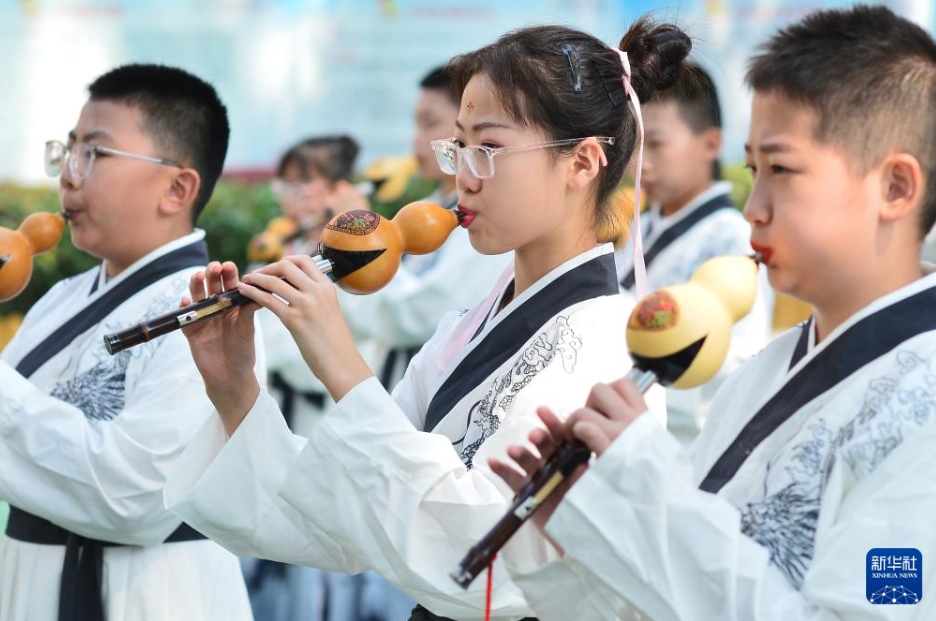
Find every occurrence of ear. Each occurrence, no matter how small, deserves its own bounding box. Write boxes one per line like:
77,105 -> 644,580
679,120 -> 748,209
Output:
879,153 -> 923,224
700,127 -> 722,162
567,138 -> 605,191
159,168 -> 202,218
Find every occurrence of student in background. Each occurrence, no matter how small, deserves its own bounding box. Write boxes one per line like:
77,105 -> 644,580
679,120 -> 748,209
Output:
340,66 -> 512,391
615,62 -> 773,445
245,135 -> 372,621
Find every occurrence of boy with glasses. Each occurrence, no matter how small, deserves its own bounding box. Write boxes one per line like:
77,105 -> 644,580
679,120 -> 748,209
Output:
0,63 -> 256,621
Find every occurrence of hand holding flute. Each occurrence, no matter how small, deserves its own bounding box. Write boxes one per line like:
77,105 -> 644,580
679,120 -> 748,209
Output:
452,253 -> 763,588
180,204 -> 462,435
181,253 -> 380,434
103,201 -> 460,354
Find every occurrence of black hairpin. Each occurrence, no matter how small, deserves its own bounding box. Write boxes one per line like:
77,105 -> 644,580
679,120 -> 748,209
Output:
562,44 -> 583,92
594,59 -> 627,107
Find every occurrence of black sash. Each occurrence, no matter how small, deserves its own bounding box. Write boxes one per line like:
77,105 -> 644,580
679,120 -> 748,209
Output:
5,507 -> 205,621
408,603 -> 536,621
620,194 -> 735,290
270,370 -> 327,429
14,239 -> 209,378
378,345 -> 421,390
423,253 -> 619,433
700,284 -> 936,494
6,238 -> 210,621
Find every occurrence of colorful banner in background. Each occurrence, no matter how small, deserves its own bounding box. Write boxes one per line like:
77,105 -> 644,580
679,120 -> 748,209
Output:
0,0 -> 932,182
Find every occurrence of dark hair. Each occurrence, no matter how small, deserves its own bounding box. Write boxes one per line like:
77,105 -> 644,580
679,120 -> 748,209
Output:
654,61 -> 722,180
448,19 -> 691,238
420,65 -> 459,105
88,64 -> 230,223
747,4 -> 936,238
276,135 -> 360,184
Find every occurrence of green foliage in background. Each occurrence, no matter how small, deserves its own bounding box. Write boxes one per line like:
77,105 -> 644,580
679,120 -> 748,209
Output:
1,166 -> 752,317
0,174 -> 439,315
722,161 -> 754,211
370,175 -> 439,219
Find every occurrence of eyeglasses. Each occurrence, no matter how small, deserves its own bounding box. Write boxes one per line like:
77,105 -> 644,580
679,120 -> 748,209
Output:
270,178 -> 327,200
45,140 -> 183,182
430,136 -> 615,180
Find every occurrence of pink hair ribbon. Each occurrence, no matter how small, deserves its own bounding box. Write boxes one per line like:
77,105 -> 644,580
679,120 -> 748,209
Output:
615,49 -> 648,299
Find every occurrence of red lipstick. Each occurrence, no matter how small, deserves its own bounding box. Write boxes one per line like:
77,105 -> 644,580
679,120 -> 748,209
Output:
456,206 -> 475,228
750,242 -> 773,265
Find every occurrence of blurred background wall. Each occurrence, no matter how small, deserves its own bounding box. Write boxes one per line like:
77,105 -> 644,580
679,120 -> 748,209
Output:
1,0 -> 932,184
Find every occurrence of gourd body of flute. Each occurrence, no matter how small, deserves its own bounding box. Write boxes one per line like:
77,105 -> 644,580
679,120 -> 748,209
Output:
318,201 -> 458,294
0,212 -> 68,302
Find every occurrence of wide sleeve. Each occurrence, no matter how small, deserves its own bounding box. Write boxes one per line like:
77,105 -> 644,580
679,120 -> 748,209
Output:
214,376 -> 540,618
167,369 -> 565,619
163,390 -> 363,572
508,557 -> 626,621
0,334 -> 228,546
515,412 -> 935,621
341,232 -> 511,348
168,292 -> 655,620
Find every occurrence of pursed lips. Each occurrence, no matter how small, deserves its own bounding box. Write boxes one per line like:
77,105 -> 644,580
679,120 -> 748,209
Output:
456,205 -> 476,227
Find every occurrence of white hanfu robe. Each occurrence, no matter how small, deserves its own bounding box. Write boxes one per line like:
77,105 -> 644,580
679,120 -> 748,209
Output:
507,268 -> 936,621
165,244 -> 665,621
0,231 -> 254,621
615,181 -> 774,445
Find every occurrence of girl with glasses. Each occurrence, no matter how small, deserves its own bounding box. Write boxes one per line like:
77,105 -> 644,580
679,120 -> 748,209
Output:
166,17 -> 693,621
245,135 -> 371,621
268,135 -> 368,257
251,134 -> 369,439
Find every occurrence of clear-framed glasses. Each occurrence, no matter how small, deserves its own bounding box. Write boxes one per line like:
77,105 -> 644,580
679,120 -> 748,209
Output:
44,139 -> 183,182
270,178 -> 327,200
430,136 -> 615,180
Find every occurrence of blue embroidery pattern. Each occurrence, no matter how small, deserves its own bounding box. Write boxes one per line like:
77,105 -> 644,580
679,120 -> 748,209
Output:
739,350 -> 936,587
49,278 -> 189,421
458,316 -> 581,468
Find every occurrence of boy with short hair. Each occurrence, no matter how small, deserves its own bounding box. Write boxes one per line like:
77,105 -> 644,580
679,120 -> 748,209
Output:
617,61 -> 773,445
0,64 -> 255,621
495,6 -> 936,619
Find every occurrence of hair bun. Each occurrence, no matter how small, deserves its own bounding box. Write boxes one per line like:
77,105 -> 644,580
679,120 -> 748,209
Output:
619,19 -> 692,102
651,28 -> 692,90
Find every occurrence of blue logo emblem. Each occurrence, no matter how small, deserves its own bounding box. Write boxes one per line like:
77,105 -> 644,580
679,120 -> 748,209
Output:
867,548 -> 922,604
